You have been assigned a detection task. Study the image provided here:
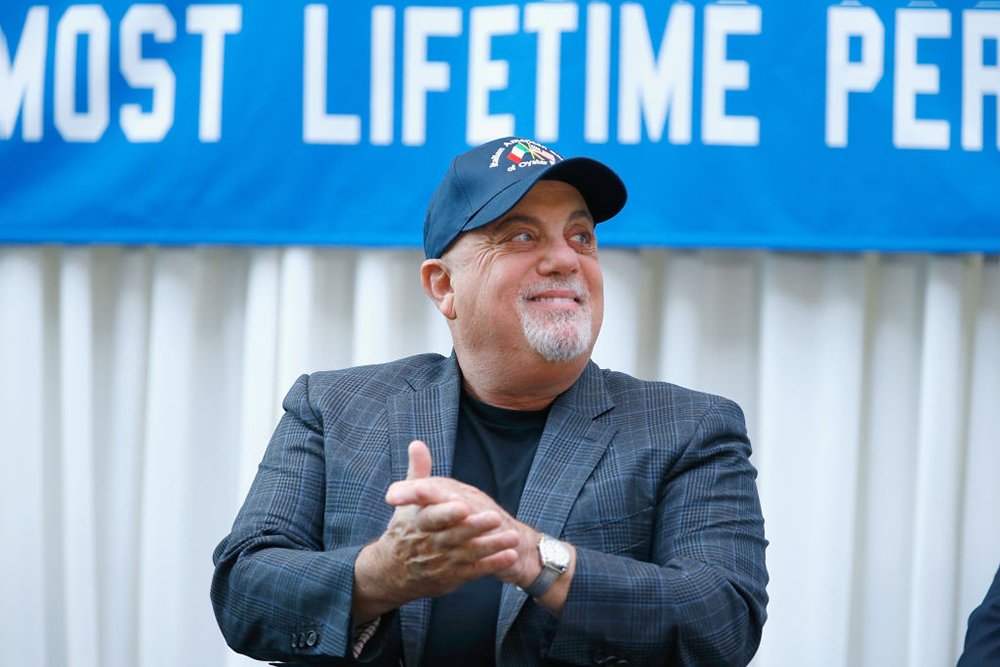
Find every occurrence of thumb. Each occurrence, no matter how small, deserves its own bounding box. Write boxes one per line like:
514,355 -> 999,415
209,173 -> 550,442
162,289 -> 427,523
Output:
406,440 -> 432,480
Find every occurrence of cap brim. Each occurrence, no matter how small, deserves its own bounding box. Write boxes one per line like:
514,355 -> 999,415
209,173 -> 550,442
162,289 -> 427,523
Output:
540,158 -> 628,223
459,156 -> 627,241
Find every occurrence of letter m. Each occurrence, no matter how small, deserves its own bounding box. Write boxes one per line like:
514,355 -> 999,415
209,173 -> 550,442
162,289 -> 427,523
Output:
618,2 -> 694,144
1,7 -> 48,141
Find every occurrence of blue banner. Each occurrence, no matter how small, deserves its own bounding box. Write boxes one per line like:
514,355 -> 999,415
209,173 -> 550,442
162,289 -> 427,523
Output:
1,1 -> 999,251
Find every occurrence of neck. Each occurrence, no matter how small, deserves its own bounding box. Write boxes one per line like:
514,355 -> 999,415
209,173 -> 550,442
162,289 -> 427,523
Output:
455,348 -> 589,411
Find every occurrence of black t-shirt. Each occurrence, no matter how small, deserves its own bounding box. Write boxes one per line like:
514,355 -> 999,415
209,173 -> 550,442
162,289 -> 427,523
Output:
421,389 -> 549,666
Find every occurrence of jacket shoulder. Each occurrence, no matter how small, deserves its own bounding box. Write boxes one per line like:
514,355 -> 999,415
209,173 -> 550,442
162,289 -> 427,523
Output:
307,353 -> 448,390
286,353 -> 451,422
598,368 -> 745,421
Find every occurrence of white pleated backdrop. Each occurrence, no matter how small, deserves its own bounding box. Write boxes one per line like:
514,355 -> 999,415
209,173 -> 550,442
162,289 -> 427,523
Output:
1,246 -> 998,667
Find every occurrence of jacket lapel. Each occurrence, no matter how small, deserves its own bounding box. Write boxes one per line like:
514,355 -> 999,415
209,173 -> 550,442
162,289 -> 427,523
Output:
386,354 -> 462,667
496,362 -> 617,647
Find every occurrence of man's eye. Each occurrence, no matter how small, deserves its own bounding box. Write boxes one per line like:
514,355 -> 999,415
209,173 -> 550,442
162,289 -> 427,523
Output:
571,232 -> 594,244
510,231 -> 534,242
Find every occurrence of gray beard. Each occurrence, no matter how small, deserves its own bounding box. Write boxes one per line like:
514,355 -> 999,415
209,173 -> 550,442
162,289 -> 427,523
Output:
517,299 -> 593,363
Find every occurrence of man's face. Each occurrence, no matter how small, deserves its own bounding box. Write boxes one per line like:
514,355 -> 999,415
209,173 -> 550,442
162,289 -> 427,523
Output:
443,180 -> 604,364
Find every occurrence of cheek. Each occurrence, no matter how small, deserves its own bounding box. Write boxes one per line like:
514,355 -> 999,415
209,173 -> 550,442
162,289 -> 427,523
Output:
461,256 -> 534,318
584,262 -> 604,301
585,264 -> 604,325
592,296 -> 604,332
456,274 -> 507,319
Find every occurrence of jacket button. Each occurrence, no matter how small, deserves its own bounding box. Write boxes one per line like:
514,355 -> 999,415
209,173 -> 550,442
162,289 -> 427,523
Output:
305,630 -> 318,647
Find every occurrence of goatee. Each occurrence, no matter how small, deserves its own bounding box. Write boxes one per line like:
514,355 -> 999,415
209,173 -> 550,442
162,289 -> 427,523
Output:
517,280 -> 593,363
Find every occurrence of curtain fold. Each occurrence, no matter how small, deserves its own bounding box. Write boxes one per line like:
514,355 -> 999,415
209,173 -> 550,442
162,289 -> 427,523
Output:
1,246 -> 997,667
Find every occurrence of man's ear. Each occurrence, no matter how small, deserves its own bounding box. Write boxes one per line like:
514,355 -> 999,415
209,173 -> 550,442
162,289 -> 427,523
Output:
421,259 -> 456,320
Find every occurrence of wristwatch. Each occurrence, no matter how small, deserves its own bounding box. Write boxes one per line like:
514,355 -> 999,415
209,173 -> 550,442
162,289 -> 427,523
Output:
522,534 -> 571,598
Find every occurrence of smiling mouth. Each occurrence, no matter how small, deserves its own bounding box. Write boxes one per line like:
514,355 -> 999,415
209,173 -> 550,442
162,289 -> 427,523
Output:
530,296 -> 579,303
524,294 -> 585,313
521,281 -> 588,307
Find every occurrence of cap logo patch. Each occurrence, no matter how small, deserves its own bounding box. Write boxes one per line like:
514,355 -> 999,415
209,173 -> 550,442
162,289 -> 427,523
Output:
488,138 -> 562,172
507,141 -> 534,164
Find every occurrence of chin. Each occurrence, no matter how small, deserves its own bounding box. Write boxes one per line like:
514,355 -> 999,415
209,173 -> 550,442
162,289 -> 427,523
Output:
527,334 -> 592,364
518,306 -> 595,364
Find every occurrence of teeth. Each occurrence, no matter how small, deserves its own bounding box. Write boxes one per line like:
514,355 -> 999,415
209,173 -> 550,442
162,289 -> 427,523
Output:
532,297 -> 575,302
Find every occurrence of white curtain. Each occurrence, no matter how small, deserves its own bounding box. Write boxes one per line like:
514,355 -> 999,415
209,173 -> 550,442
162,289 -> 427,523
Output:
1,246 -> 997,667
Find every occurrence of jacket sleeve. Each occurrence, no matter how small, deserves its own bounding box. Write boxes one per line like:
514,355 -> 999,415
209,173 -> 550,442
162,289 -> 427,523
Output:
545,397 -> 769,666
210,374 -> 389,664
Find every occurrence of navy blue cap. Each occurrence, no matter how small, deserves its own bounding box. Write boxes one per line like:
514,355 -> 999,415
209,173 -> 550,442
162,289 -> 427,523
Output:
423,137 -> 627,259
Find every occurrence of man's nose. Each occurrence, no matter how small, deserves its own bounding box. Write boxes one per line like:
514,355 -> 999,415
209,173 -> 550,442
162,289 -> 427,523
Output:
537,236 -> 580,275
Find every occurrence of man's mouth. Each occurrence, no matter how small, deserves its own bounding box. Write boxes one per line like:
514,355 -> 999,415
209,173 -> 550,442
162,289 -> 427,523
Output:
530,295 -> 579,303
525,288 -> 582,304
522,289 -> 587,316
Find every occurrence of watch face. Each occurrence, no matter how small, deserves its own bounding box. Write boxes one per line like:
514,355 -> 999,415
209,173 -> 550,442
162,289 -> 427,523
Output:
540,536 -> 571,571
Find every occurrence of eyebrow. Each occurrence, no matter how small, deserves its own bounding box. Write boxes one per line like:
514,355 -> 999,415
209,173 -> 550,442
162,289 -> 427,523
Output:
494,208 -> 594,230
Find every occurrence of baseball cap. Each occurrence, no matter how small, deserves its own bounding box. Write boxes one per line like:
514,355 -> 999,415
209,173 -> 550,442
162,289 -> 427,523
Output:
423,137 -> 627,259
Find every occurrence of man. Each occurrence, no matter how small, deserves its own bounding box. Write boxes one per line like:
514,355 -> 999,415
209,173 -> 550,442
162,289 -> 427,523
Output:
211,137 -> 768,666
958,563 -> 1000,666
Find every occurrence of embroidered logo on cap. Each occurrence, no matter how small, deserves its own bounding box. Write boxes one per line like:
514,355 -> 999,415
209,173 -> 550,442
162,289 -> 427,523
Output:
489,138 -> 562,172
507,141 -> 535,164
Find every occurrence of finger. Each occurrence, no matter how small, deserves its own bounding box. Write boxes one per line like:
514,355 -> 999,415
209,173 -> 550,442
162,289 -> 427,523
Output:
386,477 -> 500,510
462,509 -> 505,534
473,548 -> 521,577
464,526 -> 521,555
415,500 -> 474,532
429,511 -> 506,549
386,479 -> 456,506
406,440 -> 432,480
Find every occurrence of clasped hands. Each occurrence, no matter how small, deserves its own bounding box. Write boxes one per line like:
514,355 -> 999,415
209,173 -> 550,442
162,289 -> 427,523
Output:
352,440 -> 544,620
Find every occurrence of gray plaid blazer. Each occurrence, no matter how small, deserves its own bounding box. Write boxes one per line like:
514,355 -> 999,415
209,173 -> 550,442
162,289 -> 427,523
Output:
212,353 -> 768,666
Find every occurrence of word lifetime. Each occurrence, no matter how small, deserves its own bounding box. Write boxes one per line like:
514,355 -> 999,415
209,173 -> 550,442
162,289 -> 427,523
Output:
2,3 -> 1000,149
